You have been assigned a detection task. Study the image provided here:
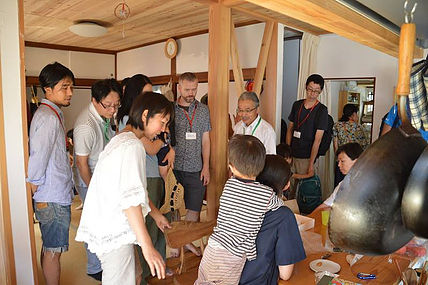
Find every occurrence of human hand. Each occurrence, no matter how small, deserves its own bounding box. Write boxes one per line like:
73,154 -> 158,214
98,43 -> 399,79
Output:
154,214 -> 171,233
141,245 -> 166,279
200,166 -> 210,186
163,147 -> 175,169
307,164 -> 315,177
233,113 -> 241,125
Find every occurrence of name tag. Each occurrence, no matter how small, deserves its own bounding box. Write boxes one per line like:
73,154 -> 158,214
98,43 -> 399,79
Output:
293,131 -> 301,139
186,132 -> 197,140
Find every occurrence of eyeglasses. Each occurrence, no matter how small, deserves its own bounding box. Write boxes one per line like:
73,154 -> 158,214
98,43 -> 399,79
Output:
306,87 -> 321,95
236,107 -> 257,114
100,101 -> 121,110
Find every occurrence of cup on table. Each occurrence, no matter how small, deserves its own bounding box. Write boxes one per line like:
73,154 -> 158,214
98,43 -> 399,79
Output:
321,210 -> 330,226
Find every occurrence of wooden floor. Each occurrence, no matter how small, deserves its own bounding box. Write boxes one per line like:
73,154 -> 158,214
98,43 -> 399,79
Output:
34,197 -> 202,285
34,197 -> 99,285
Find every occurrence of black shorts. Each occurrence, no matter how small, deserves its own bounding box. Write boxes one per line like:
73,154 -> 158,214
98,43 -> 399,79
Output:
173,170 -> 206,212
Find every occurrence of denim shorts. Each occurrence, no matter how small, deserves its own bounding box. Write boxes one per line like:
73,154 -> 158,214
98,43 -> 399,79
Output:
34,202 -> 71,253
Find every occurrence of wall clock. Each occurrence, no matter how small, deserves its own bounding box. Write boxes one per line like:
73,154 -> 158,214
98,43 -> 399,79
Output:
164,38 -> 178,59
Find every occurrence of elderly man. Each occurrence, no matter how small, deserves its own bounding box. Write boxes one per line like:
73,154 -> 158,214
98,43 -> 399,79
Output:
27,62 -> 74,285
233,91 -> 276,154
173,72 -> 211,256
73,79 -> 121,281
286,74 -> 328,199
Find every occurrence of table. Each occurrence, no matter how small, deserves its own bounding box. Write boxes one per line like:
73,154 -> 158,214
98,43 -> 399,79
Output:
279,211 -> 411,285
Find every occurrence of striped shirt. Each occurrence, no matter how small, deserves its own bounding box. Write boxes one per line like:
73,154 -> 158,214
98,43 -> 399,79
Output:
210,177 -> 283,261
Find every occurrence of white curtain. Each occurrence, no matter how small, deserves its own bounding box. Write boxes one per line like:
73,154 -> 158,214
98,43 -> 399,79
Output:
297,33 -> 320,100
297,32 -> 333,199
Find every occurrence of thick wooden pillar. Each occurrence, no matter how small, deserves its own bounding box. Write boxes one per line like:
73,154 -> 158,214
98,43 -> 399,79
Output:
207,4 -> 230,221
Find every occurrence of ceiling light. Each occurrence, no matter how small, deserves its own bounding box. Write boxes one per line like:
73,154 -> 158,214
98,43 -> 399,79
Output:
69,22 -> 107,37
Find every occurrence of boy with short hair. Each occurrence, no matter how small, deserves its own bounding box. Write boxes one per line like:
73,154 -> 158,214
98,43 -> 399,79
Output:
195,135 -> 283,284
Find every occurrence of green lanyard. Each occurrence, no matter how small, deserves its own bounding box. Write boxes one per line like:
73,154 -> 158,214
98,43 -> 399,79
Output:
103,119 -> 111,143
243,117 -> 262,136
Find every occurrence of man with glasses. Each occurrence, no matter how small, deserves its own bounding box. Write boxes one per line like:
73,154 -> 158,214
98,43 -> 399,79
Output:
73,78 -> 122,281
286,74 -> 328,199
233,91 -> 277,154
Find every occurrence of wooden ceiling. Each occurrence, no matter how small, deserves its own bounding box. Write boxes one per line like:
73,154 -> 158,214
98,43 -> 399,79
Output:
23,0 -> 325,52
24,0 -> 422,57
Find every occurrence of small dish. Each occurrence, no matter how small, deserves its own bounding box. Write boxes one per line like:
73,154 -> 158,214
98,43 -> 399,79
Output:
309,259 -> 341,273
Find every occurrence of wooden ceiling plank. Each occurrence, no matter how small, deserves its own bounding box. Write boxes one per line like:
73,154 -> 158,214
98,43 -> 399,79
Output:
240,0 -> 423,58
253,21 -> 274,96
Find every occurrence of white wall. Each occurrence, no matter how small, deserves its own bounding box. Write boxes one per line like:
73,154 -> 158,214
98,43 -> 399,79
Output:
25,47 -> 115,78
117,23 -> 266,116
1,1 -> 34,284
316,34 -> 399,140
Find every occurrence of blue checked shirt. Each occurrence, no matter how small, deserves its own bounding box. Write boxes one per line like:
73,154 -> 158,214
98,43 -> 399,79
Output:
27,99 -> 73,205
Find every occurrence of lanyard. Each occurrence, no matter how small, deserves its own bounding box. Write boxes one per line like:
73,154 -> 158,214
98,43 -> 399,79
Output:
40,103 -> 67,147
181,101 -> 197,132
243,116 -> 262,136
296,100 -> 318,129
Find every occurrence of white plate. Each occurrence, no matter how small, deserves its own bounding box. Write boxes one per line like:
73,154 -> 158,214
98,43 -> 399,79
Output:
309,259 -> 341,273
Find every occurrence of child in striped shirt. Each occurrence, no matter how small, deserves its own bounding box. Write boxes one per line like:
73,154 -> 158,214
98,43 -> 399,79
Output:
195,135 -> 283,284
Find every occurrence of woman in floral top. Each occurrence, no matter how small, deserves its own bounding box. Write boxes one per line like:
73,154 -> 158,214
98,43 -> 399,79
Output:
333,104 -> 368,186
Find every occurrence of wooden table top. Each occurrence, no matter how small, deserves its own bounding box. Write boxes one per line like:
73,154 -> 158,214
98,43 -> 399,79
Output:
279,211 -> 411,285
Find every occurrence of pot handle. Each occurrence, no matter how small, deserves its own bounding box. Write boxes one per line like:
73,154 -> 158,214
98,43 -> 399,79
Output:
395,23 -> 416,123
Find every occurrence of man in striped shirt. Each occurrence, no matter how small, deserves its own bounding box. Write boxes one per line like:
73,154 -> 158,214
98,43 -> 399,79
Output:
195,135 -> 283,284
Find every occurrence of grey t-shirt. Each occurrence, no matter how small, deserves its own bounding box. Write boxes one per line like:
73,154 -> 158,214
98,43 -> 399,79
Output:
174,99 -> 211,172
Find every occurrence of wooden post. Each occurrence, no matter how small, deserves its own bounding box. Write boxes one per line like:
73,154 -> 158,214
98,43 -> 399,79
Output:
253,21 -> 274,96
230,20 -> 245,97
207,3 -> 230,221
260,22 -> 278,128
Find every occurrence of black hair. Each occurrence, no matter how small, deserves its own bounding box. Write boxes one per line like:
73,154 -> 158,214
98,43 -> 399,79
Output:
91,79 -> 122,103
305,74 -> 325,91
117,74 -> 152,124
336,142 -> 363,160
228,135 -> 266,178
257,154 -> 292,196
66,129 -> 74,141
39,62 -> 75,93
121,77 -> 130,91
127,92 -> 174,130
200,94 -> 208,105
339,103 -> 359,122
276,143 -> 291,159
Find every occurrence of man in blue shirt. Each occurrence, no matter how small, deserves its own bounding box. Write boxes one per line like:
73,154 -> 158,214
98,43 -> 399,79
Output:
27,62 -> 75,285
381,103 -> 428,141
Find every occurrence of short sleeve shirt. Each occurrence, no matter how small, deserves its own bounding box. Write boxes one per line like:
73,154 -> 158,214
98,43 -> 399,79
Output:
333,121 -> 368,149
324,181 -> 342,207
239,206 -> 306,285
174,99 -> 211,172
73,103 -> 115,186
288,100 -> 328,158
385,104 -> 428,141
75,132 -> 151,256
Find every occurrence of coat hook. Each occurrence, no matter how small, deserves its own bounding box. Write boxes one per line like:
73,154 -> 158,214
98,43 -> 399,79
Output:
404,0 -> 417,23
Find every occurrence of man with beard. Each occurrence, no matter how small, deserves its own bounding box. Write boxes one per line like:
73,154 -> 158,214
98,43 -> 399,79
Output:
172,72 -> 211,256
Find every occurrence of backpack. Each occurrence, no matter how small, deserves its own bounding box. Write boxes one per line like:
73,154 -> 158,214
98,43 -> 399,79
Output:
316,105 -> 334,156
297,175 -> 322,214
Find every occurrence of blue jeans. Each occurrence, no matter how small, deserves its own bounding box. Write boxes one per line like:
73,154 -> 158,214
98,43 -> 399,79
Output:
76,185 -> 102,274
34,202 -> 71,252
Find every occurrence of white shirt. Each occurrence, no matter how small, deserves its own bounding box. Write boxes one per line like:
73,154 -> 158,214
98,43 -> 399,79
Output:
75,132 -> 151,256
73,102 -> 114,186
233,115 -> 277,154
324,181 -> 343,207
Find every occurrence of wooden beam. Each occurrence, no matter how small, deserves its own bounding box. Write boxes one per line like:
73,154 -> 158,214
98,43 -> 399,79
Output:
26,76 -> 97,88
254,21 -> 274,96
232,5 -> 322,35
0,44 -> 17,285
25,41 -> 116,54
207,3 -> 231,221
230,21 -> 245,97
241,0 -> 424,58
260,22 -> 278,128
